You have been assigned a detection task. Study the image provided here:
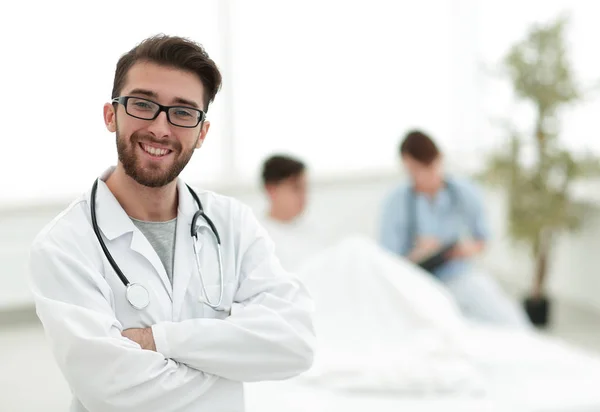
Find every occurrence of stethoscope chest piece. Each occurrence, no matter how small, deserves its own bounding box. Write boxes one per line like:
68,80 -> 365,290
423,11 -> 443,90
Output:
126,283 -> 150,310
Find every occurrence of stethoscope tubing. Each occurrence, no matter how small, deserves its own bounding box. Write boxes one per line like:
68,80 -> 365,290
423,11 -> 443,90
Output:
90,178 -> 224,310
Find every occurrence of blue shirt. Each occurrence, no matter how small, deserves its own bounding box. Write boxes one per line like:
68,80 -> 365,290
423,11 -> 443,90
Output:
379,176 -> 490,279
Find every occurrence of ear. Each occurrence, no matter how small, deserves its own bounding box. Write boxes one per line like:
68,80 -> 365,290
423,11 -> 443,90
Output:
264,183 -> 277,198
104,103 -> 117,133
196,120 -> 211,149
431,154 -> 443,169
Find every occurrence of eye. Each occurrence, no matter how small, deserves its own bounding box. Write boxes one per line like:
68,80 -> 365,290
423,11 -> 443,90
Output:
173,108 -> 194,118
134,101 -> 152,109
128,98 -> 157,112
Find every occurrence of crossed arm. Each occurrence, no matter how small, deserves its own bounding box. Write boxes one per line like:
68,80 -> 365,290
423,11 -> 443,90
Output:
123,248 -> 316,382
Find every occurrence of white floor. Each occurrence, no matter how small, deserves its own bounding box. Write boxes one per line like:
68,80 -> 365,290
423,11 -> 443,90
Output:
0,323 -> 72,411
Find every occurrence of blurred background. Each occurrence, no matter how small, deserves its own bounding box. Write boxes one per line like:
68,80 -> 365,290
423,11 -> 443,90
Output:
2,0 -> 600,410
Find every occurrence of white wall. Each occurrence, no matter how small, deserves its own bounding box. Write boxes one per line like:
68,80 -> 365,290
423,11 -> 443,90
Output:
2,175 -> 600,313
16,0 -> 600,205
0,0 -> 472,206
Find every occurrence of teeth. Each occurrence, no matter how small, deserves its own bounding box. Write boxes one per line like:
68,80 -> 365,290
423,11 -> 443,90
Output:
142,144 -> 169,156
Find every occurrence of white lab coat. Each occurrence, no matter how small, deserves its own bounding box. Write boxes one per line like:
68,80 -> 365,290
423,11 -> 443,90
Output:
28,167 -> 316,412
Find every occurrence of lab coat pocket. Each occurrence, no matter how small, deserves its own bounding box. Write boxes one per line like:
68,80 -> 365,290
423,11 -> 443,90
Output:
201,282 -> 236,319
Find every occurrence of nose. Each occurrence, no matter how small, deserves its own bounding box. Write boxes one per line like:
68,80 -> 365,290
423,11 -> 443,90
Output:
146,111 -> 171,139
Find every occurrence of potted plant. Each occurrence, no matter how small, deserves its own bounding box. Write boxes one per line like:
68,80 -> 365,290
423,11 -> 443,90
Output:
479,15 -> 600,327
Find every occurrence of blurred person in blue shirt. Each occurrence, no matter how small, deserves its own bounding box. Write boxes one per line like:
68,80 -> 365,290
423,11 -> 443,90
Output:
380,130 -> 530,328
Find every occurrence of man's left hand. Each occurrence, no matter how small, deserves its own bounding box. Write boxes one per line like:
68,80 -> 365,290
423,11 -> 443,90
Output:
446,240 -> 484,260
122,327 -> 156,351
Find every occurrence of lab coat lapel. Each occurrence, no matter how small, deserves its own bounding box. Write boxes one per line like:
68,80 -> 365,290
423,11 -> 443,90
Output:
130,232 -> 173,300
172,179 -> 208,319
93,177 -> 173,300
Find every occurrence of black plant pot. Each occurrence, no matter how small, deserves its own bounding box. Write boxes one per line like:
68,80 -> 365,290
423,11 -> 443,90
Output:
523,295 -> 551,327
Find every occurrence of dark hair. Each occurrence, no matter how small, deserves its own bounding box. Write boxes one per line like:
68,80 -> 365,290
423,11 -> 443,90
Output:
111,34 -> 222,111
261,155 -> 306,186
399,130 -> 440,165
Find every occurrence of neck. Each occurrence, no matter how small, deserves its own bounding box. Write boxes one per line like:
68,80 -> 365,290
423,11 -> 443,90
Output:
105,164 -> 178,222
268,206 -> 296,224
415,179 -> 445,197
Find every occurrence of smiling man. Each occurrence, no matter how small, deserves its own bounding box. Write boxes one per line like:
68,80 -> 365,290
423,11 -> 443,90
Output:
104,55 -> 214,221
28,35 -> 315,412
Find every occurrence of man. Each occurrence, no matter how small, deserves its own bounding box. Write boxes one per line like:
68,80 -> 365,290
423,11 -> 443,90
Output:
379,130 -> 530,328
262,154 -> 308,224
28,35 -> 315,412
258,154 -> 327,270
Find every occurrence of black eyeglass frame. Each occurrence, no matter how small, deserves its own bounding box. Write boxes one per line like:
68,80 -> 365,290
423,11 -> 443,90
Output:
112,96 -> 206,128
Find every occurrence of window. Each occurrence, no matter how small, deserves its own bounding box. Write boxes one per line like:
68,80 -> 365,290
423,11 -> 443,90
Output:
0,1 -> 225,205
226,0 -> 461,181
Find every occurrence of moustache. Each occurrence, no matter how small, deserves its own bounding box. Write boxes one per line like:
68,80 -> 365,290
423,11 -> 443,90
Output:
131,132 -> 181,152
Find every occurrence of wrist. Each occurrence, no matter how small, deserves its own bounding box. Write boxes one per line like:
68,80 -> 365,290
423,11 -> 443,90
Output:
463,240 -> 481,257
469,239 -> 484,253
144,327 -> 156,351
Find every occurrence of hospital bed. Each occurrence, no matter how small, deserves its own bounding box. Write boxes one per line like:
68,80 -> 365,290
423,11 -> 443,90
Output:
245,324 -> 600,412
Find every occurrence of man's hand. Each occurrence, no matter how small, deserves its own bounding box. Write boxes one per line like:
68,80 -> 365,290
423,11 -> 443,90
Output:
415,237 -> 441,251
122,328 -> 156,351
446,239 -> 484,260
408,236 -> 441,262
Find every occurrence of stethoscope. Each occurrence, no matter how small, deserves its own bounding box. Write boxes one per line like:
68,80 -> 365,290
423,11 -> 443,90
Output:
407,180 -> 467,247
90,179 -> 225,311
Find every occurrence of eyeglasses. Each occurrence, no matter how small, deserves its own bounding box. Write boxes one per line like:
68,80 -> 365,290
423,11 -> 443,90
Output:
112,96 -> 206,128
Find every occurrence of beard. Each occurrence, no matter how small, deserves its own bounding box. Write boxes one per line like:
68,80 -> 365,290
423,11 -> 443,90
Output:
116,129 -> 197,188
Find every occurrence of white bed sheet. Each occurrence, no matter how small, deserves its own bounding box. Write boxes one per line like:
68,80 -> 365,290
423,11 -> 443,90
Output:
245,324 -> 600,412
250,235 -> 600,411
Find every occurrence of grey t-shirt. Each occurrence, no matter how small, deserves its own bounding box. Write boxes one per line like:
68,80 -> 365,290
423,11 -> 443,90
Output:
131,217 -> 177,285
